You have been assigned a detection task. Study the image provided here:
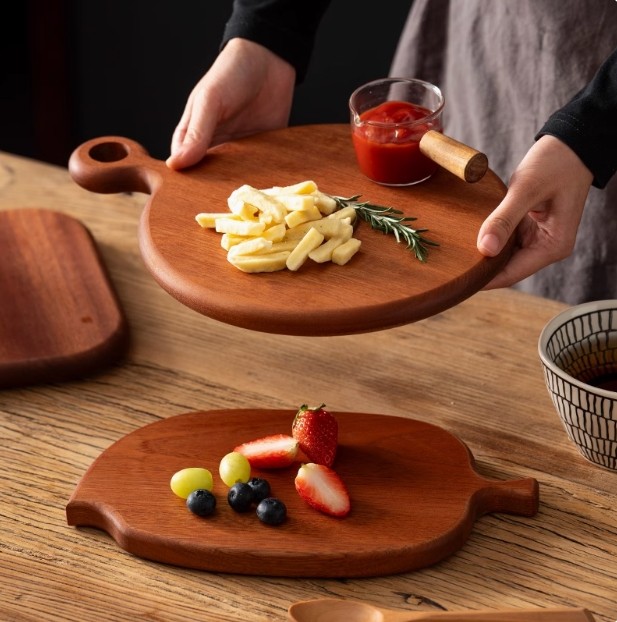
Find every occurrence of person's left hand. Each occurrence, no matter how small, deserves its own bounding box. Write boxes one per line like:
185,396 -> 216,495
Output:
476,134 -> 594,289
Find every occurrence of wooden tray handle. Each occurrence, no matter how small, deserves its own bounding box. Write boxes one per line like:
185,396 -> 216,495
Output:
473,476 -> 540,517
68,136 -> 163,195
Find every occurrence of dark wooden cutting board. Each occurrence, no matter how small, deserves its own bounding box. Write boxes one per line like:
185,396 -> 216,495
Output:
68,124 -> 511,336
66,409 -> 539,578
0,208 -> 128,388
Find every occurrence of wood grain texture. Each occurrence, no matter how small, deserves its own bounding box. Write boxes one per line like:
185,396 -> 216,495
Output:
1,150 -> 616,622
0,208 -> 128,387
68,125 -> 511,335
66,409 -> 538,577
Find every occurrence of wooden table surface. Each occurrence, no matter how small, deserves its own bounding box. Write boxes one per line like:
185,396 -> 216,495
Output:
1,151 -> 615,622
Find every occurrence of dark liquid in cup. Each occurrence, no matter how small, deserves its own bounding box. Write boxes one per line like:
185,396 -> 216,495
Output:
586,372 -> 617,392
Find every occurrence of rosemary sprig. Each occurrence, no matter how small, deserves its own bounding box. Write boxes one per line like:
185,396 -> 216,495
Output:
329,194 -> 438,262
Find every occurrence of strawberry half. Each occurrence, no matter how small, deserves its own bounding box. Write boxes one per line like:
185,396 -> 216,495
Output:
292,403 -> 338,467
234,434 -> 298,469
294,463 -> 350,517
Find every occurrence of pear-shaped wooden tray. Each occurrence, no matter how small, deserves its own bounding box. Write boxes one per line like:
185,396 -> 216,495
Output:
66,409 -> 538,578
68,125 -> 511,336
0,208 -> 128,388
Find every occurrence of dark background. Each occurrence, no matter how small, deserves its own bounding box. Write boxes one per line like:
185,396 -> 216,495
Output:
2,0 -> 410,167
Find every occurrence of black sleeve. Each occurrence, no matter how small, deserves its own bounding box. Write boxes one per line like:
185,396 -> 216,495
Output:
221,0 -> 332,84
536,47 -> 617,189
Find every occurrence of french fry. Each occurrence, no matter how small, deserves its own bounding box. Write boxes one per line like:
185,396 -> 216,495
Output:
286,227 -> 325,271
284,205 -> 323,228
308,223 -> 353,263
331,238 -> 362,265
273,195 -> 316,212
260,240 -> 300,254
228,250 -> 291,273
227,237 -> 273,258
261,223 -> 287,242
228,184 -> 287,224
215,218 -> 266,236
309,236 -> 346,263
286,217 -> 351,240
236,202 -> 258,221
195,212 -> 239,228
313,190 -> 338,215
262,180 -> 317,195
221,233 -> 245,250
328,206 -> 357,222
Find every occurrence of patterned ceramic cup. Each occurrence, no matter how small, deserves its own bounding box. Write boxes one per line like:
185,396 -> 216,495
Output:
538,300 -> 617,471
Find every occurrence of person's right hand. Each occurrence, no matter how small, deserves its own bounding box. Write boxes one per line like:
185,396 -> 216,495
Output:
166,38 -> 296,170
476,134 -> 593,289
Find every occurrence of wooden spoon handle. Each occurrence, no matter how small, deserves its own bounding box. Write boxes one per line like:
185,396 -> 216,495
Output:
419,130 -> 488,183
384,606 -> 595,622
287,599 -> 594,622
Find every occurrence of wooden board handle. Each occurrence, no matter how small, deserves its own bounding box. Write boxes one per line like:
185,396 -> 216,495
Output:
68,136 -> 163,195
473,477 -> 539,517
420,130 -> 488,183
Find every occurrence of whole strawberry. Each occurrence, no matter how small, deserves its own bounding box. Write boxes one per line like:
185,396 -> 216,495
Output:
292,403 -> 338,467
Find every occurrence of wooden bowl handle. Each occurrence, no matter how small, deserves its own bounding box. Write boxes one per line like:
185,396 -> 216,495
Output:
420,130 -> 489,183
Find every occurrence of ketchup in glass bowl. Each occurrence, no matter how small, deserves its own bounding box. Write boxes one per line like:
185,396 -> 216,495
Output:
349,78 -> 444,186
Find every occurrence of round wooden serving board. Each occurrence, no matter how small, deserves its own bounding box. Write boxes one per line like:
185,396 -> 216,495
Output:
0,208 -> 128,388
66,409 -> 539,578
68,125 -> 511,336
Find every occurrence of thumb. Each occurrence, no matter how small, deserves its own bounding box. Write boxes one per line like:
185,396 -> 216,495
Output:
477,209 -> 516,256
476,180 -> 536,256
166,92 -> 219,170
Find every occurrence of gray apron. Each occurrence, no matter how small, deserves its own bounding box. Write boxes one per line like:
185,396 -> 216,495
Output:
390,0 -> 617,304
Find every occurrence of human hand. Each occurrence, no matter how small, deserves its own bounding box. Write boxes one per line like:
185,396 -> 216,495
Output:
166,38 -> 296,170
477,135 -> 593,289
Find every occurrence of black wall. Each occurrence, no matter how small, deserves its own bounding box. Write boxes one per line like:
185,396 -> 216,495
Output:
3,1 -> 409,166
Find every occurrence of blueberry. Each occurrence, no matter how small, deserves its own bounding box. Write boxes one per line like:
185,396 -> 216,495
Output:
247,477 -> 271,503
186,489 -> 216,517
227,482 -> 254,512
256,497 -> 287,526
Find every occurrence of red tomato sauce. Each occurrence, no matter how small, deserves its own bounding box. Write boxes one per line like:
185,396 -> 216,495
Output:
351,100 -> 442,185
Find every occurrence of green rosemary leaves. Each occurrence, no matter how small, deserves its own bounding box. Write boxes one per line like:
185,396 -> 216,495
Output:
330,195 -> 438,262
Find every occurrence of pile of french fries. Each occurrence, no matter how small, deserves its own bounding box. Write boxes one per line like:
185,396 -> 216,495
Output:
195,180 -> 361,273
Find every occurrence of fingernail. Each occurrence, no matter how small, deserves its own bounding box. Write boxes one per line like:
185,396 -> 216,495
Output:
479,233 -> 501,256
166,150 -> 183,168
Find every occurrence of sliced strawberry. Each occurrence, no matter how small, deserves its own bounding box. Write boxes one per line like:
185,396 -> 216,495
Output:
294,463 -> 350,517
234,434 -> 298,469
292,403 -> 338,467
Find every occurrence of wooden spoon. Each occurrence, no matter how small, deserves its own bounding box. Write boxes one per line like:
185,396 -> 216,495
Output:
287,599 -> 595,622
419,130 -> 488,183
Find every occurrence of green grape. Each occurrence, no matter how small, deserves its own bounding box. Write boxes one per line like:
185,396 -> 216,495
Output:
219,451 -> 251,487
170,467 -> 214,499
